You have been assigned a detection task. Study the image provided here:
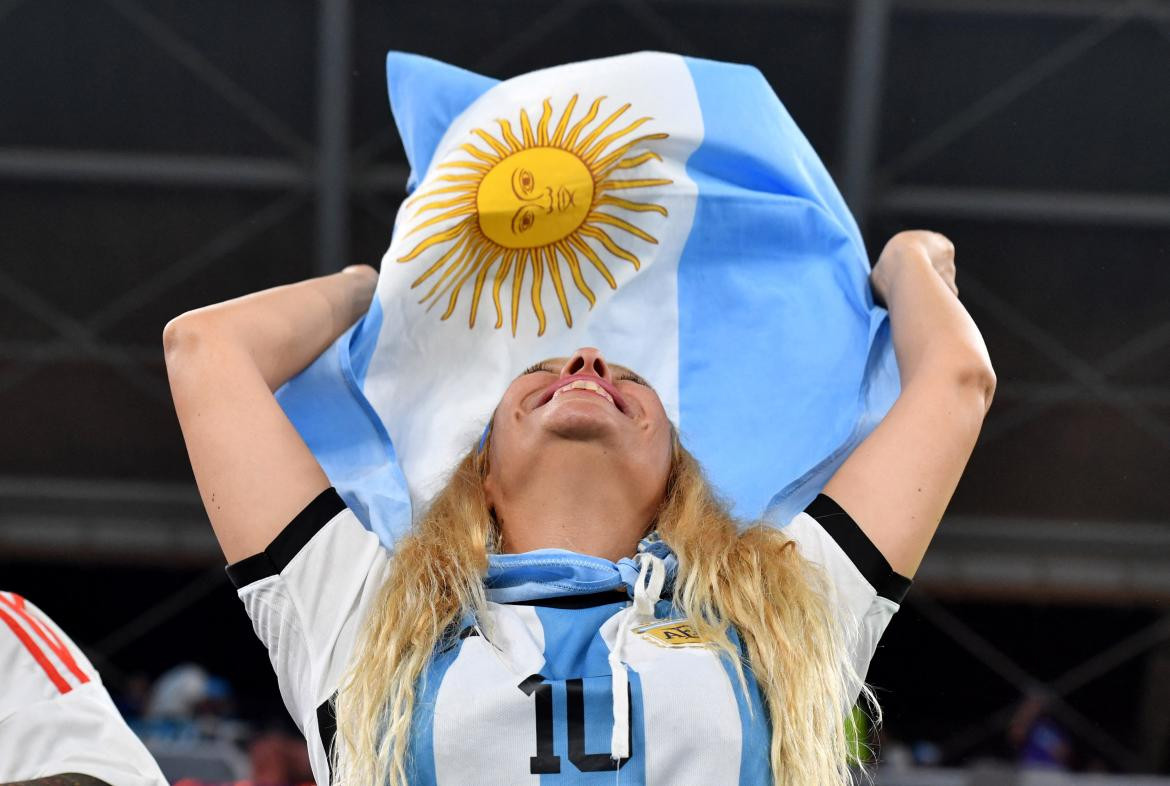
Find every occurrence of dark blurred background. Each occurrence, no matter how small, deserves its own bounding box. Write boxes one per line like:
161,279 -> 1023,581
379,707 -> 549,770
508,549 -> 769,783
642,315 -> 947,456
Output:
1,0 -> 1169,782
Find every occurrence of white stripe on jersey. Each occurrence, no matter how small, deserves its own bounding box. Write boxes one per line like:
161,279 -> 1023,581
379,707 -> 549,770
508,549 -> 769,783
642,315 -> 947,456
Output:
432,604 -> 546,785
600,607 -> 742,785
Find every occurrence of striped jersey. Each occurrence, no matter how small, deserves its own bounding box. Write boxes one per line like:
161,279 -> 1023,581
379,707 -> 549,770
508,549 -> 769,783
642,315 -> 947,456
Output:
0,592 -> 167,785
229,489 -> 909,785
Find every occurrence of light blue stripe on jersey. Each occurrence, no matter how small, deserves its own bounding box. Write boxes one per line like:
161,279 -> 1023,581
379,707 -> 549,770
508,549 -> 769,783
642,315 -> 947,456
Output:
409,634 -> 465,785
722,628 -> 772,785
533,603 -> 647,784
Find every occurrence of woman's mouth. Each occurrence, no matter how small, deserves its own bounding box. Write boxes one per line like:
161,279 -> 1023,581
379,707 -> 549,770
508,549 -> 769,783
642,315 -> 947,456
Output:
537,374 -> 629,415
552,379 -> 615,406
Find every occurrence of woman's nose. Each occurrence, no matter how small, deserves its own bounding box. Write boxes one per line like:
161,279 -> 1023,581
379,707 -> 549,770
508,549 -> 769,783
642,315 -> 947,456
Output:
560,347 -> 612,381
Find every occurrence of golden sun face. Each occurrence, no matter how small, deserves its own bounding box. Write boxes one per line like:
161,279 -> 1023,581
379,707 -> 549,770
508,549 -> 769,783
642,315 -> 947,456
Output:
397,94 -> 673,336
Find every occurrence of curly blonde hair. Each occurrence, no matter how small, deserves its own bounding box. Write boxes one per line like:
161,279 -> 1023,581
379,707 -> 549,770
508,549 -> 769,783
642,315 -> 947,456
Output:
332,428 -> 873,785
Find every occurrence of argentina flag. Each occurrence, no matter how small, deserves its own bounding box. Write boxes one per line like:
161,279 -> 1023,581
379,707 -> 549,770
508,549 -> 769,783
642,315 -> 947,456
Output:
277,51 -> 901,546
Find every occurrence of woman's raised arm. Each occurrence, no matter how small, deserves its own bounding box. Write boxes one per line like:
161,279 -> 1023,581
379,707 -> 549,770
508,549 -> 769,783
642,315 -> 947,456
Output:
821,231 -> 995,577
162,265 -> 377,563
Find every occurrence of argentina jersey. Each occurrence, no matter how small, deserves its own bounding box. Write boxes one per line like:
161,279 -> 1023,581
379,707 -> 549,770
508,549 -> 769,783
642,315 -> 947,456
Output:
228,488 -> 909,785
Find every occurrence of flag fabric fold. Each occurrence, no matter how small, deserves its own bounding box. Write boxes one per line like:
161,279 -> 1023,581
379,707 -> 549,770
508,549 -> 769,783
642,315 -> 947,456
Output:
276,51 -> 900,545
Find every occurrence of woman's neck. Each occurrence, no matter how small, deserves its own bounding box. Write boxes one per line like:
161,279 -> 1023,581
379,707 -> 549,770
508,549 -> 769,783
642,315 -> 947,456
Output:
492,448 -> 655,562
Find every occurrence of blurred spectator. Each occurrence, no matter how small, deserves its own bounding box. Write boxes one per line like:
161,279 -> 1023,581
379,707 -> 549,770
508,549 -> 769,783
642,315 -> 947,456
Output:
1009,693 -> 1073,770
249,729 -> 315,785
135,663 -> 247,746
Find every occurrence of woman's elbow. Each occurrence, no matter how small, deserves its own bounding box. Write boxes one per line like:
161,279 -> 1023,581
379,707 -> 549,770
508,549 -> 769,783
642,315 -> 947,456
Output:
162,310 -> 230,372
956,361 -> 997,415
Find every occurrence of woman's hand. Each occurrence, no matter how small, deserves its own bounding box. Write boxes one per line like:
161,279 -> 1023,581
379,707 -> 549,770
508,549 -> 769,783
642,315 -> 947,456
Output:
871,230 -> 958,308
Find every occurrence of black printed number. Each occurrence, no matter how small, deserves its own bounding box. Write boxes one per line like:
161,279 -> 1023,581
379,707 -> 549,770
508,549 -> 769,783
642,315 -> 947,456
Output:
518,674 -> 633,774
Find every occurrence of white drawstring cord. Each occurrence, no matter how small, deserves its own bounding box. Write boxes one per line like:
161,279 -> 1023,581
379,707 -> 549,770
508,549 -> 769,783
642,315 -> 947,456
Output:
608,552 -> 666,764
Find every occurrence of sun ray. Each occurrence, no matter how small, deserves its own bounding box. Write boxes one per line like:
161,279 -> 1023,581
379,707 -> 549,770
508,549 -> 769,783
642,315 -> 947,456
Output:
459,143 -> 500,165
408,232 -> 470,288
496,119 -> 523,152
580,225 -> 641,269
573,103 -> 630,154
592,134 -> 670,173
596,195 -> 669,215
556,240 -> 596,307
582,118 -> 653,164
397,220 -> 470,262
473,128 -> 510,158
550,94 -> 578,147
568,234 -> 618,289
442,245 -> 500,321
469,246 -> 503,328
597,178 -> 673,192
563,96 -> 604,149
404,205 -> 477,237
519,109 -> 535,147
404,182 -> 477,210
610,151 -> 661,171
413,193 -> 476,215
395,94 -> 672,334
530,248 -> 547,336
438,160 -> 490,173
426,241 -> 486,311
536,99 -> 553,145
589,211 -> 659,244
543,246 -> 573,327
510,251 -> 528,336
492,251 -> 515,329
416,236 -> 477,301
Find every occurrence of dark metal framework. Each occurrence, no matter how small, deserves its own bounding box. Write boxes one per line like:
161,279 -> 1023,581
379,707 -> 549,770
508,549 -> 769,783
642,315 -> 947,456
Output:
1,0 -> 1169,771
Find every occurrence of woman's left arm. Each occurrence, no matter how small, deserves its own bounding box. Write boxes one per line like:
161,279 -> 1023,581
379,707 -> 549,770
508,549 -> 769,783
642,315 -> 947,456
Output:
821,230 -> 996,577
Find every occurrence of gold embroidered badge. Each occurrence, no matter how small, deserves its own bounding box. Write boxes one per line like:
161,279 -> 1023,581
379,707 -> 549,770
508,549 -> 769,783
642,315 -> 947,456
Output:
633,619 -> 707,648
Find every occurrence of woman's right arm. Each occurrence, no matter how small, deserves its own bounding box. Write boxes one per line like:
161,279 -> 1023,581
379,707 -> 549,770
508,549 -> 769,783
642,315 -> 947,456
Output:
162,264 -> 378,563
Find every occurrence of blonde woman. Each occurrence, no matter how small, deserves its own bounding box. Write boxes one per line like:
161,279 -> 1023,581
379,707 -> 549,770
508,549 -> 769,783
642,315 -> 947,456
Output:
163,229 -> 994,786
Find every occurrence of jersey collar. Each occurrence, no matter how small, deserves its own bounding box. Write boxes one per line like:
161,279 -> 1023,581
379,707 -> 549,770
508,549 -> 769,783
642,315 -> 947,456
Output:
484,532 -> 678,604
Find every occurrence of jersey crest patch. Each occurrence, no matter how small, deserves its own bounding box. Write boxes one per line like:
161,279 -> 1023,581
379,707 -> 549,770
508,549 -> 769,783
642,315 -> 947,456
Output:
634,619 -> 708,648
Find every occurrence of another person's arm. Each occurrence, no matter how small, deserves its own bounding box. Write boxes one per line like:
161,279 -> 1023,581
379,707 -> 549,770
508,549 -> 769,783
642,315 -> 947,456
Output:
162,264 -> 377,562
821,230 -> 996,577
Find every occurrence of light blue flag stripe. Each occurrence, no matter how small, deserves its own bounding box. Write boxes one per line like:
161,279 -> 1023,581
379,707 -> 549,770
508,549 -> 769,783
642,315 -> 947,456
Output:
278,51 -> 900,544
677,57 -> 896,521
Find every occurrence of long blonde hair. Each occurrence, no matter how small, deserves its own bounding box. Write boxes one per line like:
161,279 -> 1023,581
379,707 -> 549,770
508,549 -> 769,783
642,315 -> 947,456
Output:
333,430 -> 872,785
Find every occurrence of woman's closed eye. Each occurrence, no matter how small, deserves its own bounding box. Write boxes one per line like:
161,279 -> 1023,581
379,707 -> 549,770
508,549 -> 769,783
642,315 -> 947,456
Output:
521,362 -> 554,376
616,371 -> 649,387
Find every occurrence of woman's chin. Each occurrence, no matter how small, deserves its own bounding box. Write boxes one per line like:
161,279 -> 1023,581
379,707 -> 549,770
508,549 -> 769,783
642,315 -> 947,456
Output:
539,397 -> 620,441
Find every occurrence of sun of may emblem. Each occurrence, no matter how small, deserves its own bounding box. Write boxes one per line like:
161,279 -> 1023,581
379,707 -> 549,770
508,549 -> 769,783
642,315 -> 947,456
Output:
397,94 -> 673,336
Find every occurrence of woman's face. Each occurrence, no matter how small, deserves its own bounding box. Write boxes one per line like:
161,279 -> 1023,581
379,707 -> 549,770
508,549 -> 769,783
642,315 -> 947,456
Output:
484,347 -> 674,518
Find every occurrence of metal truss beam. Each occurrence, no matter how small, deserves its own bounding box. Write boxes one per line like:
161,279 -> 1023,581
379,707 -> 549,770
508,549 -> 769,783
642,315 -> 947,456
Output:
315,0 -> 353,275
921,514 -> 1170,602
0,477 -> 216,565
4,475 -> 1168,603
839,0 -> 891,230
878,185 -> 1170,227
0,148 -> 310,190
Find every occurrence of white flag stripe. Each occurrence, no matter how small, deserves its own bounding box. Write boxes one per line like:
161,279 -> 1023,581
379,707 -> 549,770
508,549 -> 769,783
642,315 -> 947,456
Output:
366,52 -> 702,509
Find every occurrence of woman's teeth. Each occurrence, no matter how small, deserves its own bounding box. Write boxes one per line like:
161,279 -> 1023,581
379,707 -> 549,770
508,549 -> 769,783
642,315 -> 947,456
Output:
552,379 -> 614,406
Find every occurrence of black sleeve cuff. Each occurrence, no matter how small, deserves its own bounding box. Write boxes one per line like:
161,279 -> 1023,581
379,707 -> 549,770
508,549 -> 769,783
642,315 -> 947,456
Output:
225,488 -> 347,588
803,493 -> 912,604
